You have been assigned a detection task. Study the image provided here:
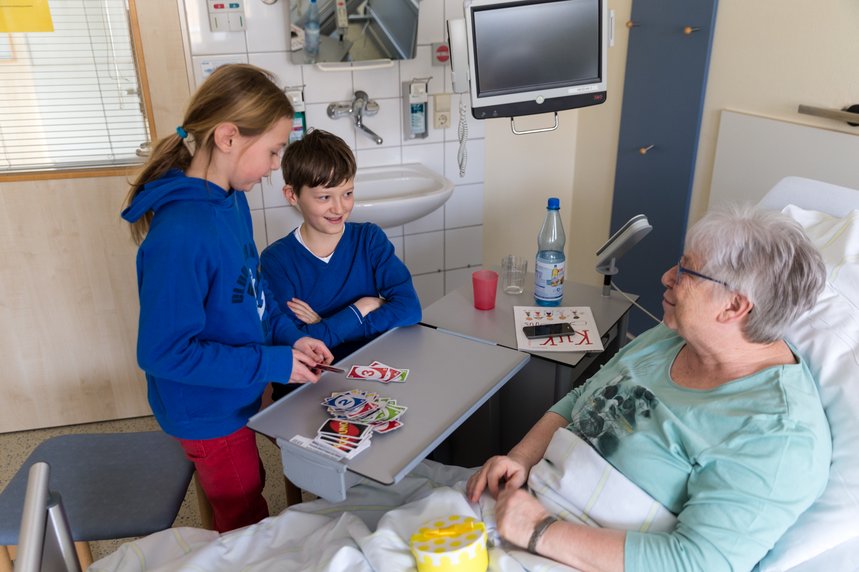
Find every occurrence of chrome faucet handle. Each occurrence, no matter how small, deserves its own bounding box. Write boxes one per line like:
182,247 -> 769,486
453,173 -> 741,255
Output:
327,101 -> 353,119
362,99 -> 379,116
352,91 -> 379,118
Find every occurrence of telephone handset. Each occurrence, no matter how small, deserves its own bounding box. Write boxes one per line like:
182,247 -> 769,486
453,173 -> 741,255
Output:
446,17 -> 470,176
447,18 -> 469,94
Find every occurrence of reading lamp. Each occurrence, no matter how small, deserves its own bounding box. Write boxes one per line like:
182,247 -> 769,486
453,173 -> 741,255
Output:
595,214 -> 653,297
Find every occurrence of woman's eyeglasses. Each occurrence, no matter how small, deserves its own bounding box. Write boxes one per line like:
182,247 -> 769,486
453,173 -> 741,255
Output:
676,259 -> 730,289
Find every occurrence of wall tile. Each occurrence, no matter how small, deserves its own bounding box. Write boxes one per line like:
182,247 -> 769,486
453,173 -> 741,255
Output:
444,225 -> 483,269
302,65 -> 354,104
260,169 -> 288,209
356,146 -> 402,167
353,64 -> 401,99
413,271 -> 445,308
444,0 -> 465,23
248,52 -> 303,89
389,235 -> 404,260
404,205 -> 444,234
383,225 -> 404,239
444,182 -> 483,229
401,142 -> 444,175
404,230 -> 444,275
247,182 -> 264,210
417,0 -> 445,45
244,0 -> 291,53
445,265 -> 478,295
264,206 -> 304,245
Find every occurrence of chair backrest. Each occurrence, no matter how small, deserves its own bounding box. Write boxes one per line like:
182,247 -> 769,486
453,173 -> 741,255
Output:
14,462 -> 80,572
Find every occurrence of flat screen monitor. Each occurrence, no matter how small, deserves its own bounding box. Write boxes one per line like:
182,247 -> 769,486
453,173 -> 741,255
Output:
458,0 -> 608,119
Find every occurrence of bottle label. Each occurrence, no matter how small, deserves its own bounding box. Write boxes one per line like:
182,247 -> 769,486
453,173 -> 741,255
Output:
534,259 -> 565,302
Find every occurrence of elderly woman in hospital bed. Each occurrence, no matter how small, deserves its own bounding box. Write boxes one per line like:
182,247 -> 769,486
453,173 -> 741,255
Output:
93,183 -> 859,571
466,205 -> 831,571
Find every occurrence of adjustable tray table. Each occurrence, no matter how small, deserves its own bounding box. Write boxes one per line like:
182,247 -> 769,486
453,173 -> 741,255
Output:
248,324 -> 529,501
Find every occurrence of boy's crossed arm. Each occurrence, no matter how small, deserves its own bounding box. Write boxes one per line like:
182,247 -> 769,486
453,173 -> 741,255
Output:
288,296 -> 384,325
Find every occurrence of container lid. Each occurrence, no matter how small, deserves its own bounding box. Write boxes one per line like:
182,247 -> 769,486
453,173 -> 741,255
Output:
547,197 -> 560,209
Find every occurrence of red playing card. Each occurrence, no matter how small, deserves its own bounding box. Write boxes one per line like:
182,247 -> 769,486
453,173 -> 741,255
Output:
371,420 -> 404,434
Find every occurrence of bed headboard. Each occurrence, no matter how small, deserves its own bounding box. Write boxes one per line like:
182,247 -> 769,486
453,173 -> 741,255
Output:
709,110 -> 859,209
758,176 -> 859,217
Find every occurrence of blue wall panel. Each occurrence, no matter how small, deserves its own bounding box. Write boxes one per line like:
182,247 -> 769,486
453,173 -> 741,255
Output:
610,0 -> 719,334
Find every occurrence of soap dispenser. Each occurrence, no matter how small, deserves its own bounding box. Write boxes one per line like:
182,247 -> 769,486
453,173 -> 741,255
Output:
285,86 -> 307,144
403,78 -> 430,140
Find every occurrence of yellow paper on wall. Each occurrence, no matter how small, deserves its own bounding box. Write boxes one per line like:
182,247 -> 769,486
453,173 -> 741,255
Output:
0,0 -> 54,33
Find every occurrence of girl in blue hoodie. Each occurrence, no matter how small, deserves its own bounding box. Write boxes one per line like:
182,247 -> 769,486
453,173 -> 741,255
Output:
122,64 -> 333,532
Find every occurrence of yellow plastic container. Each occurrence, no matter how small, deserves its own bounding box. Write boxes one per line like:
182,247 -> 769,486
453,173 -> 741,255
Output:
410,515 -> 488,572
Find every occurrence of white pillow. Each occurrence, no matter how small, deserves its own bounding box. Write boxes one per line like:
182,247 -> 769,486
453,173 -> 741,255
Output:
758,206 -> 859,571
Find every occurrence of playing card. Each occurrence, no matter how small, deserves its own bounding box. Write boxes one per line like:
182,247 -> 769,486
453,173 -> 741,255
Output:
322,394 -> 366,412
371,420 -> 404,434
347,365 -> 391,381
317,418 -> 372,441
369,361 -> 409,382
312,363 -> 345,374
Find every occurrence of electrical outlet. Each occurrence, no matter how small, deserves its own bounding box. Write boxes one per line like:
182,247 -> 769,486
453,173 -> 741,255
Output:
434,111 -> 451,129
433,94 -> 452,129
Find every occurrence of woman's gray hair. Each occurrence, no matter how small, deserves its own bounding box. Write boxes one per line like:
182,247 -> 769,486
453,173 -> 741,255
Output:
686,204 -> 825,343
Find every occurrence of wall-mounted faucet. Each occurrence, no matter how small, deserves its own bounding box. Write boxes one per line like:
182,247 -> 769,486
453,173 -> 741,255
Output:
327,90 -> 383,145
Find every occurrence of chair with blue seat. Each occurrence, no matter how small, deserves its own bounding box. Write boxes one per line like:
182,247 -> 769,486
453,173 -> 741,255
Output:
0,431 -> 211,571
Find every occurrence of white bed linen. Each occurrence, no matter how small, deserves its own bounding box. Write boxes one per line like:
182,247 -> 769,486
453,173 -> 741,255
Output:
757,203 -> 859,571
90,431 -> 673,572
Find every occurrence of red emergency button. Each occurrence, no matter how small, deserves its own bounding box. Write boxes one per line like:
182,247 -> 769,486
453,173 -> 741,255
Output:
434,44 -> 450,64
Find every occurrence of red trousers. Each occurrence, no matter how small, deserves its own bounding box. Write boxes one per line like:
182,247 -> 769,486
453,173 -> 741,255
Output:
178,426 -> 269,532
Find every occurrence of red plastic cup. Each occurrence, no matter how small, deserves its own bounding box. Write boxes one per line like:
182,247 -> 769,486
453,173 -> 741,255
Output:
472,270 -> 499,310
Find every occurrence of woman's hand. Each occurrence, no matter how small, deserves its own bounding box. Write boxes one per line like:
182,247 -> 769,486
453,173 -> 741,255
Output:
466,455 -> 529,502
495,487 -> 551,550
287,298 -> 321,324
354,296 -> 384,317
293,336 -> 334,366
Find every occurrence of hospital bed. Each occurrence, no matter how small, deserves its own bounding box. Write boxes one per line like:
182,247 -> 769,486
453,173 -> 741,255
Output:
79,175 -> 859,571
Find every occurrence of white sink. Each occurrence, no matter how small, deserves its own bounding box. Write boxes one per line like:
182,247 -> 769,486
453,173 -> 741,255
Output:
350,163 -> 455,228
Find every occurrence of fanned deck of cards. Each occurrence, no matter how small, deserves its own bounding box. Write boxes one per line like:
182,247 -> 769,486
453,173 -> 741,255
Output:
347,360 -> 409,383
289,389 -> 407,460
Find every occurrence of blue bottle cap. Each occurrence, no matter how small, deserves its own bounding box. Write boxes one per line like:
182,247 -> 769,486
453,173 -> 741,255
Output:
547,197 -> 560,209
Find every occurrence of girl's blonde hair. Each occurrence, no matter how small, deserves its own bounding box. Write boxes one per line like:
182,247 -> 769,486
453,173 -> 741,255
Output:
125,64 -> 294,244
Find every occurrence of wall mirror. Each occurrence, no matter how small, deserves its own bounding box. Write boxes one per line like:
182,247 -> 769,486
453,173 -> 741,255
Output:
290,0 -> 420,64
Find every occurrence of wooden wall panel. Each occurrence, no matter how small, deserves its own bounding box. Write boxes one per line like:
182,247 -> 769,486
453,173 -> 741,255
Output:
0,177 -> 148,432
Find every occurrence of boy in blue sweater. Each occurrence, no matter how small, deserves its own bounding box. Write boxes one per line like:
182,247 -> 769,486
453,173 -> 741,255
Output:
261,130 -> 422,400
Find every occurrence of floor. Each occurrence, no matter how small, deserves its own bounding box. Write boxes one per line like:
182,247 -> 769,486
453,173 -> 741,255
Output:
0,416 -> 301,562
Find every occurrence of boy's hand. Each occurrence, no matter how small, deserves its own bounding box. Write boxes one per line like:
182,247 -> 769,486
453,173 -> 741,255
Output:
287,298 -> 321,324
293,336 -> 334,365
354,296 -> 384,317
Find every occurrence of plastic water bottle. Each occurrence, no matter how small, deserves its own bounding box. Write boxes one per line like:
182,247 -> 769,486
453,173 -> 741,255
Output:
534,197 -> 566,306
304,0 -> 321,56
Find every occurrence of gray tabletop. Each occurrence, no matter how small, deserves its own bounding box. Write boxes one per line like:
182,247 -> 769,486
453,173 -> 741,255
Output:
249,325 -> 529,485
421,276 -> 635,368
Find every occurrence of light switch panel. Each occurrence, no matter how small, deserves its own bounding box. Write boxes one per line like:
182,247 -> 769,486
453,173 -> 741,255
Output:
208,0 -> 245,33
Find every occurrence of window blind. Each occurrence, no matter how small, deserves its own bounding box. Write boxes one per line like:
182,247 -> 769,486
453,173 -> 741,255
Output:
0,0 -> 150,173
